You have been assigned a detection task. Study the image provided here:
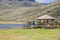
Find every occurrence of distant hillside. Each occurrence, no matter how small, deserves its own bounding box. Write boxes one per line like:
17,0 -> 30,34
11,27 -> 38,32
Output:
0,2 -> 60,23
0,0 -> 37,7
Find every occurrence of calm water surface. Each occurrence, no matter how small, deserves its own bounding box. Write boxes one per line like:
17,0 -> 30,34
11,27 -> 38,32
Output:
0,24 -> 24,28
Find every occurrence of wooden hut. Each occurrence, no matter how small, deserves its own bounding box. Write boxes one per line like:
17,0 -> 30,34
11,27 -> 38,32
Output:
37,15 -> 57,28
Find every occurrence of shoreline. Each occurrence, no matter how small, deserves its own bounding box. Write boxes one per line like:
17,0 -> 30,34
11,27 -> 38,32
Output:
0,21 -> 25,24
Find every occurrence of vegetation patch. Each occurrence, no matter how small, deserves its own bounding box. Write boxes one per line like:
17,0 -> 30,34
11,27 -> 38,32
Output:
0,29 -> 60,40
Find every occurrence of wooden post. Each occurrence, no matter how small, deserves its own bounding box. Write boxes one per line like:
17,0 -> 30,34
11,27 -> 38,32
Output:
53,20 -> 56,28
46,19 -> 50,28
37,19 -> 39,25
55,22 -> 57,28
37,19 -> 41,25
47,19 -> 49,24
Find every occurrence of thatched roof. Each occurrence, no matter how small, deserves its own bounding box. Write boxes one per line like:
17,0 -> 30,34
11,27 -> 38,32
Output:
37,15 -> 55,19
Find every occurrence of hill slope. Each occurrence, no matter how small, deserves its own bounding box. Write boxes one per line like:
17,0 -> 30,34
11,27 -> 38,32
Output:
0,2 -> 60,23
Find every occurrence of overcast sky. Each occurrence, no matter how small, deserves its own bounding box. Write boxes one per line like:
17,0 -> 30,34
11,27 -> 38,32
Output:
35,0 -> 57,3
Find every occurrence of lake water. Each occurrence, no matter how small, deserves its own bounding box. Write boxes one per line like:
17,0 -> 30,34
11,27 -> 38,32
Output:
0,24 -> 25,28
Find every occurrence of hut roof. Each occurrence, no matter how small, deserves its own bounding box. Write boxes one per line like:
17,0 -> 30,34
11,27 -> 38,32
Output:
37,15 -> 55,19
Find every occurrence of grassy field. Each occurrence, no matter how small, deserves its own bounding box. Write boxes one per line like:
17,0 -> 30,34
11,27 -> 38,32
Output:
0,29 -> 60,40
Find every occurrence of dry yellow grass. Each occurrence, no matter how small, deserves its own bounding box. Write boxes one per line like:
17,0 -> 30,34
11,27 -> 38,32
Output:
0,21 -> 24,24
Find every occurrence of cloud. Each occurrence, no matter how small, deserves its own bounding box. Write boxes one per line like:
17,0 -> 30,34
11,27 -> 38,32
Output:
35,0 -> 57,3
